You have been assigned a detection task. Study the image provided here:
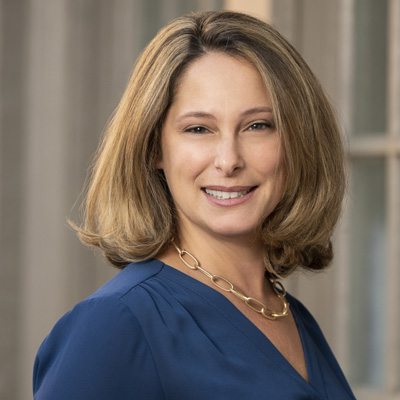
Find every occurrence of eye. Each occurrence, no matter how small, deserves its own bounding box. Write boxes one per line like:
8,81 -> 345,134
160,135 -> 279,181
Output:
247,122 -> 273,131
185,126 -> 210,134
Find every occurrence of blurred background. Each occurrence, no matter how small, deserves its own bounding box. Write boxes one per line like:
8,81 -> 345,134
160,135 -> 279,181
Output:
1,0 -> 399,399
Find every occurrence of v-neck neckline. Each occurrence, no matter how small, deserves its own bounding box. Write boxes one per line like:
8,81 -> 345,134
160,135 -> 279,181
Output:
155,259 -> 327,398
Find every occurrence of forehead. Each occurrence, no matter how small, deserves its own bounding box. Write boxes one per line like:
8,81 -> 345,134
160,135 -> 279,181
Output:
170,52 -> 272,113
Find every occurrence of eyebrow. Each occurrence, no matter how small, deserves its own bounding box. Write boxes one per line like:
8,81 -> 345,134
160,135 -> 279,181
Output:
240,107 -> 273,116
176,111 -> 217,122
176,107 -> 273,122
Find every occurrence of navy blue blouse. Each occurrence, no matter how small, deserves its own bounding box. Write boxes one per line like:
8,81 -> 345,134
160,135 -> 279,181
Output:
33,259 -> 355,399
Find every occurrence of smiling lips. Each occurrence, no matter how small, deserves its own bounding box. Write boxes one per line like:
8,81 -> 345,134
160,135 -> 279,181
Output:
203,187 -> 254,200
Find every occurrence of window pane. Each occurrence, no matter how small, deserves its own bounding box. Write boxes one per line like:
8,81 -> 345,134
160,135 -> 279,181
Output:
349,158 -> 386,387
353,0 -> 388,137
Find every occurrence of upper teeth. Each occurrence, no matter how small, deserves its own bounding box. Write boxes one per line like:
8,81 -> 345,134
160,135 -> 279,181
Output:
204,188 -> 251,199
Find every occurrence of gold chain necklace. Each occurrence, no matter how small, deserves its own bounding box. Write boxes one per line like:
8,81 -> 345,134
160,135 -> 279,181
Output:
172,241 -> 289,320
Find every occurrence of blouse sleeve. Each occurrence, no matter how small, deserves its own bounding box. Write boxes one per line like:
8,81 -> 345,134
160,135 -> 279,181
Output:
33,296 -> 164,400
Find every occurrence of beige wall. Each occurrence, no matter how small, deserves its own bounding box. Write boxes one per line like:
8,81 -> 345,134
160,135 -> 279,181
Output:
0,1 -> 342,399
1,1 -> 396,399
224,0 -> 272,18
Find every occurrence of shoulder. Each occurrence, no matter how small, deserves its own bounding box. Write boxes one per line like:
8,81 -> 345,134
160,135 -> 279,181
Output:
88,258 -> 165,300
42,258 -> 166,343
284,292 -> 339,365
286,293 -> 320,328
33,259 -> 166,399
286,292 -> 329,347
287,293 -> 355,397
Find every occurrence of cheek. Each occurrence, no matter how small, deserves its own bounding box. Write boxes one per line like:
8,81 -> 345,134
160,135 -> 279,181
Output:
253,143 -> 286,197
253,146 -> 283,174
161,151 -> 198,190
172,143 -> 211,174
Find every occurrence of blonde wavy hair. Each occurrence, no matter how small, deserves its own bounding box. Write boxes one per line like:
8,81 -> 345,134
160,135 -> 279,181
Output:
74,10 -> 345,277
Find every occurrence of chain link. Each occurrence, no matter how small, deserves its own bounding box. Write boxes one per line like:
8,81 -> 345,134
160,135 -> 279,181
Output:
172,241 -> 289,321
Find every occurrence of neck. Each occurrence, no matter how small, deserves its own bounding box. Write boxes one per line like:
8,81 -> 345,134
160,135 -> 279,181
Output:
160,228 -> 271,300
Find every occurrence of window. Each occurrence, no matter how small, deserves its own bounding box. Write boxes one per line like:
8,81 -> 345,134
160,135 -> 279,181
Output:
347,0 -> 400,397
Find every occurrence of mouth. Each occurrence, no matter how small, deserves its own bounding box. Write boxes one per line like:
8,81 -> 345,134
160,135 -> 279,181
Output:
202,187 -> 256,200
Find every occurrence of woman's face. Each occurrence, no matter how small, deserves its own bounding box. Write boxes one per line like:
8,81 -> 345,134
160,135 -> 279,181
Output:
157,52 -> 285,242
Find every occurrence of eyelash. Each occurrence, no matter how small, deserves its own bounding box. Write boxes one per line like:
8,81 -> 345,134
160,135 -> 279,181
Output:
184,126 -> 210,134
184,121 -> 274,134
247,122 -> 273,131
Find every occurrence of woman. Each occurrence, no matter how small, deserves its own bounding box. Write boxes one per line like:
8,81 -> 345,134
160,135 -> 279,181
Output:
33,10 -> 355,399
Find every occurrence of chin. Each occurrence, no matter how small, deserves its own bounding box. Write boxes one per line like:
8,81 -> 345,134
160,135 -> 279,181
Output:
207,224 -> 256,240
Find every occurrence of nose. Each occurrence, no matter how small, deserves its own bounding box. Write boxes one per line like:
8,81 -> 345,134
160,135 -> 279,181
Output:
213,135 -> 244,176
